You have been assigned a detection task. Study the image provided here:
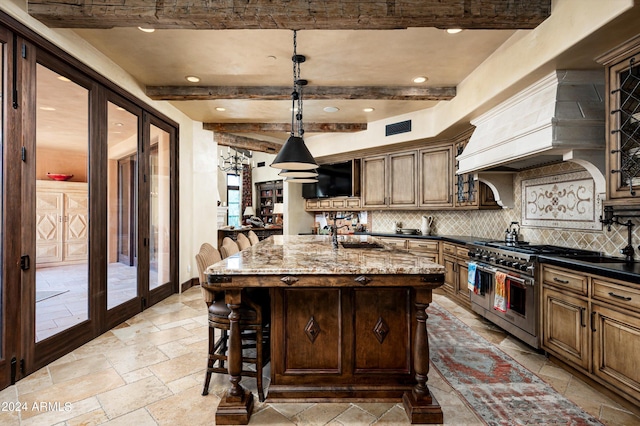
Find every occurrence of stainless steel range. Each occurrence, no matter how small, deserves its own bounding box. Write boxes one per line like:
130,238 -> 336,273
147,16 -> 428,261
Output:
467,242 -> 597,349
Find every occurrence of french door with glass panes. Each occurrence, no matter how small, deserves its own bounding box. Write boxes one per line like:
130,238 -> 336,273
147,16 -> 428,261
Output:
0,16 -> 178,389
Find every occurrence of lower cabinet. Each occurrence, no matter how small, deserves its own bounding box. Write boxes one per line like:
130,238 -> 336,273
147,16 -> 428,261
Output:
541,286 -> 590,371
541,264 -> 640,407
440,242 -> 471,308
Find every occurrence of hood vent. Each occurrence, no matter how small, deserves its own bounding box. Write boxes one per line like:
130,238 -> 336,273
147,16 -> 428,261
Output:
457,70 -> 606,177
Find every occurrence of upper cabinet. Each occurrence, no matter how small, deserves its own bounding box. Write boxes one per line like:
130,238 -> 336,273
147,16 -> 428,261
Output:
359,129 -> 499,211
419,144 -> 453,208
362,151 -> 418,209
597,35 -> 640,202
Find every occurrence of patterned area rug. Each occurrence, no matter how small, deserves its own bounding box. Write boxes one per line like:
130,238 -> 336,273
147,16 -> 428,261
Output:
427,302 -> 603,426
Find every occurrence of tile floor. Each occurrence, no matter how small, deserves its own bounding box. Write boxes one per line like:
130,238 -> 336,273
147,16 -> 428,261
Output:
35,263 -> 156,341
2,287 -> 639,425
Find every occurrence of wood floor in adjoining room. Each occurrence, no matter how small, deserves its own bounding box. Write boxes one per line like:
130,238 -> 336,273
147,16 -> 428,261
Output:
1,287 -> 638,425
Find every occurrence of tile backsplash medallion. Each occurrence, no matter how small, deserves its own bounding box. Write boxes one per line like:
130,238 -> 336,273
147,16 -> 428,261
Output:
371,162 -> 640,257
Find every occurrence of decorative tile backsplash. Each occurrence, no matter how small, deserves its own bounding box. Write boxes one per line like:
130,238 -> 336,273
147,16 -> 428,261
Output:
371,162 -> 640,257
521,171 -> 602,231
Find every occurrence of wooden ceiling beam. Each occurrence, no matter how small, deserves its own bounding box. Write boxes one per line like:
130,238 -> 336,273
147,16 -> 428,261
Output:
214,132 -> 282,154
147,85 -> 456,101
204,122 -> 367,133
27,0 -> 551,30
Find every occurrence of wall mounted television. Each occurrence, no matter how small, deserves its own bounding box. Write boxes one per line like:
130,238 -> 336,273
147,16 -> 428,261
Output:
302,160 -> 354,199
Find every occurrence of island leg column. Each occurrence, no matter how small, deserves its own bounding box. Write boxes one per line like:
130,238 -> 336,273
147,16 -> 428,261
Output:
402,287 -> 443,424
215,289 -> 254,425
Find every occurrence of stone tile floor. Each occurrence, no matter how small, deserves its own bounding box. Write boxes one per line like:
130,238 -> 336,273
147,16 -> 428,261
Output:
2,286 -> 638,425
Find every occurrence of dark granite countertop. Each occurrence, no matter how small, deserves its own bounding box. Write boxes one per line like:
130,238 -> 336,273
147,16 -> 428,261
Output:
363,232 -> 640,282
364,232 -> 493,246
538,255 -> 640,283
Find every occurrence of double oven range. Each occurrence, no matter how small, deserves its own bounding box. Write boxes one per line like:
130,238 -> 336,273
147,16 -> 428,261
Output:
467,241 -> 597,349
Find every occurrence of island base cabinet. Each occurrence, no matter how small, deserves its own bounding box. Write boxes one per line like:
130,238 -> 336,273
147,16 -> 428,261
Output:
592,304 -> 640,403
541,287 -> 590,372
269,287 -> 416,399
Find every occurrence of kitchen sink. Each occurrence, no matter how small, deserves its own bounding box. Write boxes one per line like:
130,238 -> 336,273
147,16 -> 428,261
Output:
340,242 -> 384,249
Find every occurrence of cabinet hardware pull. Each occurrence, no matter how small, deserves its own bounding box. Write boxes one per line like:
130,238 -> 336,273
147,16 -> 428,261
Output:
280,276 -> 299,285
354,275 -> 371,285
553,277 -> 569,284
580,307 -> 586,328
608,291 -> 632,301
591,311 -> 597,332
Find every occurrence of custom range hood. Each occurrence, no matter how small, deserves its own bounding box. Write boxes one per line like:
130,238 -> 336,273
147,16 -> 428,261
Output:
457,70 -> 606,207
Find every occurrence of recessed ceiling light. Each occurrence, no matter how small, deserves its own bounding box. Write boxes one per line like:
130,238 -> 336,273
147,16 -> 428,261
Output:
215,107 -> 226,112
413,76 -> 428,83
57,76 -> 71,82
114,122 -> 124,127
39,106 -> 56,111
363,107 -> 375,112
446,28 -> 463,34
185,75 -> 201,83
267,55 -> 277,61
323,106 -> 339,113
138,27 -> 155,33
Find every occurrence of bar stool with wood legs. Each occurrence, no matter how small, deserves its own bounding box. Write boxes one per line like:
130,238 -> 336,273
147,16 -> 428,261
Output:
195,243 -> 270,401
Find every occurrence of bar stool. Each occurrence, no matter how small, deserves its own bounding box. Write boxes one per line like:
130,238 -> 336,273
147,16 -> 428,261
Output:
247,230 -> 260,245
236,233 -> 252,251
195,243 -> 270,401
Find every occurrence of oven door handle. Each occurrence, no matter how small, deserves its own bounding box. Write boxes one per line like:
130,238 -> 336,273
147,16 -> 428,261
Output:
467,262 -> 533,286
466,262 -> 497,274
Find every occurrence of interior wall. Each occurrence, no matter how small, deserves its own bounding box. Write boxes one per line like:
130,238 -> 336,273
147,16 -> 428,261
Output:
36,147 -> 87,182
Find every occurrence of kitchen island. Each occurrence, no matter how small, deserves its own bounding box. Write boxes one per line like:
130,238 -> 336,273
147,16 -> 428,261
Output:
206,234 -> 445,424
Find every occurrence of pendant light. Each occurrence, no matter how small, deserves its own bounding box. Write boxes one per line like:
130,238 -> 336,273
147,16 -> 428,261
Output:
278,169 -> 318,179
271,30 -> 318,171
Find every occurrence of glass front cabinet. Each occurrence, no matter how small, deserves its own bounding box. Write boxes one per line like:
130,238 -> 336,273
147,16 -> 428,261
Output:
598,35 -> 640,202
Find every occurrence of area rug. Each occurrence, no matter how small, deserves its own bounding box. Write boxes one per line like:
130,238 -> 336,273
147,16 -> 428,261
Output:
35,290 -> 69,302
427,302 -> 603,426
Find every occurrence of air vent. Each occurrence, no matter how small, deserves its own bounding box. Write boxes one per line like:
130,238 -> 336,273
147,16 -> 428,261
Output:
257,161 -> 266,167
385,120 -> 411,136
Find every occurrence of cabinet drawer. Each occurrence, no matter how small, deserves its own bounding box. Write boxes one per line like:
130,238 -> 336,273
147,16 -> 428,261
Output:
455,246 -> 469,258
593,279 -> 640,312
378,237 -> 408,249
442,243 -> 456,255
407,240 -> 439,253
542,266 -> 588,295
319,199 -> 332,208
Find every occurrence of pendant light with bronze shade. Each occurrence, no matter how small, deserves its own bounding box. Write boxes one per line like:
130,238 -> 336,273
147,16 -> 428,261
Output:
271,30 -> 318,172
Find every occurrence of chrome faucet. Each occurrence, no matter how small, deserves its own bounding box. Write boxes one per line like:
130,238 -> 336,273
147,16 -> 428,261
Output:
327,213 -> 352,249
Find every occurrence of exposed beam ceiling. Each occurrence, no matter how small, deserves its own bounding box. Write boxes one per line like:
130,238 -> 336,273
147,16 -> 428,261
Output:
146,85 -> 456,101
204,123 -> 367,133
214,132 -> 282,154
27,0 -> 551,30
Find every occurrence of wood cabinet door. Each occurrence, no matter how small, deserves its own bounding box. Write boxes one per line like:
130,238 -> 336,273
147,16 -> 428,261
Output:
388,151 -> 417,208
456,260 -> 469,301
592,304 -> 640,402
542,286 -> 590,371
35,191 -> 63,264
63,190 -> 89,262
442,255 -> 456,293
606,48 -> 640,200
362,155 -> 387,208
354,288 -> 412,374
419,145 -> 453,208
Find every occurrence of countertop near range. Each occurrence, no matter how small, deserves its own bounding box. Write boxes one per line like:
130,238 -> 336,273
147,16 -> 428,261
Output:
365,232 -> 493,246
538,255 -> 640,282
